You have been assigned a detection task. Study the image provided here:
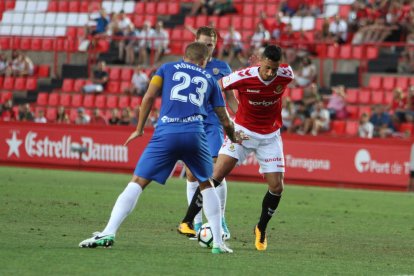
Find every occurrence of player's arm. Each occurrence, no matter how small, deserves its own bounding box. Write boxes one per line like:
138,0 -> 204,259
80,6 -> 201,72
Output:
214,106 -> 237,142
124,76 -> 162,145
219,78 -> 238,114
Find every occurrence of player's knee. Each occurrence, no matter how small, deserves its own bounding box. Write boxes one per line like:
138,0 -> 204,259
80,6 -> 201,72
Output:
269,179 -> 284,194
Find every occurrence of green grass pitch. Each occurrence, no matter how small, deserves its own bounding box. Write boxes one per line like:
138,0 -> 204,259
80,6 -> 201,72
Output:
1,166 -> 413,275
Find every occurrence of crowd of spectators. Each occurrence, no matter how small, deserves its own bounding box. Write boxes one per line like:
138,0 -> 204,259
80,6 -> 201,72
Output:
0,51 -> 34,77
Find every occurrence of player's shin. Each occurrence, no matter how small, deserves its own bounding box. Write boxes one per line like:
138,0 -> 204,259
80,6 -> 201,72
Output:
187,180 -> 202,226
182,187 -> 203,224
101,182 -> 142,236
201,187 -> 223,247
213,178 -> 227,215
257,190 -> 281,232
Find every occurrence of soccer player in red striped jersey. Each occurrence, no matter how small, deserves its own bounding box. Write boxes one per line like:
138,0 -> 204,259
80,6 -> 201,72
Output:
179,45 -> 294,251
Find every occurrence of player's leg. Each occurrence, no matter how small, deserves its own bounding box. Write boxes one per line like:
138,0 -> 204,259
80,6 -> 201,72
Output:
179,136 -> 246,233
253,134 -> 285,251
79,134 -> 178,248
185,166 -> 203,232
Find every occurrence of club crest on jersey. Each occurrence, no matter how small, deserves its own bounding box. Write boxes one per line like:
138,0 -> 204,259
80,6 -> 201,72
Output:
212,68 -> 220,75
273,85 -> 284,94
223,76 -> 231,86
228,143 -> 236,152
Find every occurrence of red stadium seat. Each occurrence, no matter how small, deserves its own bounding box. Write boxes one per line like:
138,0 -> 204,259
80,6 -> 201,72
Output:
0,76 -> 3,88
338,5 -> 352,18
118,96 -> 130,109
382,76 -> 396,91
367,75 -> 382,90
231,16 -> 242,29
134,2 -> 145,14
37,65 -> 50,78
399,123 -> 414,136
383,92 -> 393,105
109,67 -> 121,80
130,96 -> 143,108
106,95 -> 118,109
396,76 -> 410,90
20,38 -> 32,51
31,38 -> 42,51
371,91 -> 384,105
46,107 -> 57,122
48,0 -> 58,11
358,105 -> 372,118
83,94 -> 95,108
79,1 -> 89,13
69,108 -> 78,122
3,77 -> 14,90
345,120 -> 359,136
358,89 -> 371,104
346,105 -> 359,120
154,97 -> 162,110
339,45 -> 352,59
120,68 -> 133,82
366,46 -> 379,59
73,79 -> 86,92
62,79 -> 74,92
0,37 -> 11,50
42,39 -> 54,51
290,88 -> 304,101
330,120 -> 346,135
36,93 -> 49,106
26,77 -> 37,90
345,88 -> 358,104
0,91 -> 12,103
59,93 -> 71,107
68,1 -> 80,12
106,81 -> 121,93
157,2 -> 168,14
168,2 -> 180,14
242,4 -> 255,16
145,2 -> 157,14
14,77 -> 26,90
48,93 -> 60,106
71,94 -> 83,107
352,45 -> 363,59
95,95 -> 106,109
119,81 -> 130,93
66,26 -> 78,38
218,16 -> 231,30
327,45 -> 339,59
58,0 -> 69,12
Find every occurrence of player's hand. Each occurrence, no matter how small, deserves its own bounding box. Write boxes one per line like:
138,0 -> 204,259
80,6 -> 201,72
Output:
232,130 -> 249,144
124,130 -> 143,146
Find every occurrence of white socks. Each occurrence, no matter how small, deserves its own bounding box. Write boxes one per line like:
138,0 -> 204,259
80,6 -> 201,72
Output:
186,180 -> 202,225
201,187 -> 222,247
101,182 -> 142,236
215,178 -> 227,217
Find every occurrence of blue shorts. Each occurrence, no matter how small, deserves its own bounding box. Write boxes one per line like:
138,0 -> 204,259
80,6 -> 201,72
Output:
204,123 -> 224,158
134,132 -> 213,184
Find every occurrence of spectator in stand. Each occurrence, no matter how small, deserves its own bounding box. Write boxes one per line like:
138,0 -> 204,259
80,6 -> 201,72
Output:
82,61 -> 109,93
397,50 -> 414,74
0,53 -> 8,75
281,97 -> 296,133
108,108 -> 120,125
358,112 -> 374,139
302,83 -> 321,115
218,25 -> 245,65
130,105 -> 140,125
119,107 -> 131,126
90,107 -> 107,125
370,104 -> 395,138
120,24 -> 138,65
152,21 -> 169,65
34,109 -> 47,123
315,17 -> 334,43
124,65 -> 149,96
279,23 -> 299,65
190,0 -> 235,16
56,106 -> 70,124
259,11 -> 286,41
86,9 -> 110,37
0,99 -> 16,121
293,100 -> 310,134
137,21 -> 156,66
329,15 -> 348,44
405,86 -> 414,123
248,23 -> 270,58
75,107 -> 90,125
326,85 -> 348,120
18,103 -> 34,122
292,56 -> 317,88
280,0 -> 303,16
7,52 -> 34,77
303,100 -> 330,136
389,87 -> 407,125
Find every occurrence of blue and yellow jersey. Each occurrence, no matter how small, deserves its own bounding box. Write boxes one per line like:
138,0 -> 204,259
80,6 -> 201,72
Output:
151,61 -> 225,135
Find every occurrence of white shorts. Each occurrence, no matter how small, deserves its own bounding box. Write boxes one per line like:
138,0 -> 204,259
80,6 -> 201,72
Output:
218,124 -> 285,173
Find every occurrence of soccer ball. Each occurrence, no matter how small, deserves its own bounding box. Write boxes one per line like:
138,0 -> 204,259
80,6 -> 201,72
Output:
197,223 -> 213,248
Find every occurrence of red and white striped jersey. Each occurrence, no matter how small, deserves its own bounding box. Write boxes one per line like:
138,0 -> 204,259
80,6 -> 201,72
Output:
220,64 -> 294,134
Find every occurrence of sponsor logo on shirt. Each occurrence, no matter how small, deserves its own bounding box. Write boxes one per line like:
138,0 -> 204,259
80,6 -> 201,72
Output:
246,89 -> 260,93
222,76 -> 231,87
160,115 -> 204,123
248,99 -> 280,106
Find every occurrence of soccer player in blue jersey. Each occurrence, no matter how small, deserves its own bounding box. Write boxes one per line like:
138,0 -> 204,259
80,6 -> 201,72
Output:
178,27 -> 238,240
79,42 -> 243,254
